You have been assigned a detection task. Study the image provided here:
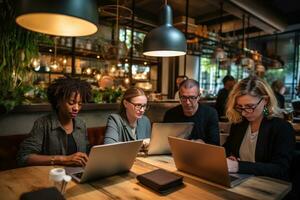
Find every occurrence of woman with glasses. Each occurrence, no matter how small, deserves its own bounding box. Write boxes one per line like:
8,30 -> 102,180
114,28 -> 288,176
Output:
104,87 -> 151,148
224,76 -> 295,181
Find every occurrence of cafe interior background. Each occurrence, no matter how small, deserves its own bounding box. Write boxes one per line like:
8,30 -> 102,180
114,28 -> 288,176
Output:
0,0 -> 300,112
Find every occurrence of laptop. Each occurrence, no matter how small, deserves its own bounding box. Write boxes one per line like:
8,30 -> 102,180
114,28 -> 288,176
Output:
147,122 -> 194,155
168,136 -> 251,187
65,140 -> 143,183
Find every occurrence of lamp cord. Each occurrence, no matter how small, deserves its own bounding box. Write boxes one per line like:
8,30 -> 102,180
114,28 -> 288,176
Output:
116,0 -> 119,61
54,37 -> 57,64
242,14 -> 245,51
219,2 -> 223,38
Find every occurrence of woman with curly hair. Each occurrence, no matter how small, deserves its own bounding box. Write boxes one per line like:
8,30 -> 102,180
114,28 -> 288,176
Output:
224,76 -> 295,181
17,77 -> 92,167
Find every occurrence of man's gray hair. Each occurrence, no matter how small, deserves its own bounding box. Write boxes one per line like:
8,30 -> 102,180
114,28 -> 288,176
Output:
179,79 -> 200,90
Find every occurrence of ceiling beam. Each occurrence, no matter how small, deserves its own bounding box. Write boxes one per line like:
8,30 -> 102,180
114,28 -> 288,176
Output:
202,0 -> 287,34
229,0 -> 287,31
207,19 -> 242,33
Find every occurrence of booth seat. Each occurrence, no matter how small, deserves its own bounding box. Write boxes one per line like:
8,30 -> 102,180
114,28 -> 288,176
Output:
0,127 -> 106,170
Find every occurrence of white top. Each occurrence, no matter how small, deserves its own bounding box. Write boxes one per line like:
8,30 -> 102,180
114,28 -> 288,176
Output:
131,126 -> 136,139
239,125 -> 258,162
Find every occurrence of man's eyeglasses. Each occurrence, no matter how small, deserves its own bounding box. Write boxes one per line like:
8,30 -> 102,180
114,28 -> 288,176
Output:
128,101 -> 149,111
234,98 -> 263,113
179,95 -> 199,102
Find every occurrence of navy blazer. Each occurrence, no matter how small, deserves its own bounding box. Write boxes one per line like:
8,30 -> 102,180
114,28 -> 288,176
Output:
223,117 -> 295,181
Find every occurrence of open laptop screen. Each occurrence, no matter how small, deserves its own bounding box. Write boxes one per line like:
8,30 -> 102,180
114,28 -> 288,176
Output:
147,122 -> 193,155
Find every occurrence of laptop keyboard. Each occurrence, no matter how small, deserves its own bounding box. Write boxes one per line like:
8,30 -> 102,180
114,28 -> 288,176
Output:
229,175 -> 239,182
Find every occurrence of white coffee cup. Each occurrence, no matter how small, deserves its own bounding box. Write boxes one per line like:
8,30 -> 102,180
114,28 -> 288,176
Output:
49,168 -> 71,195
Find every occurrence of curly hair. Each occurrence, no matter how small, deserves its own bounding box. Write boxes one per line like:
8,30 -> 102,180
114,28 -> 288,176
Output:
47,76 -> 92,111
226,76 -> 281,124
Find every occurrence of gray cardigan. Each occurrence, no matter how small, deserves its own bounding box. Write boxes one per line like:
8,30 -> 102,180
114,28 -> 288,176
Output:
104,113 -> 151,144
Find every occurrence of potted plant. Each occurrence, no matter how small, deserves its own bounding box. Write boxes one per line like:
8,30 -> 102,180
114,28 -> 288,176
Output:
0,1 -> 50,112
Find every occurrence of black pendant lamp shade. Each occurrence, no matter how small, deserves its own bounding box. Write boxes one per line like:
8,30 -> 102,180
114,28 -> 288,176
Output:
15,0 -> 98,37
143,4 -> 187,57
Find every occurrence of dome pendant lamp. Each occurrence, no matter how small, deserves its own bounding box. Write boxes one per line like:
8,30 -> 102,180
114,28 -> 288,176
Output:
143,2 -> 187,57
15,0 -> 98,37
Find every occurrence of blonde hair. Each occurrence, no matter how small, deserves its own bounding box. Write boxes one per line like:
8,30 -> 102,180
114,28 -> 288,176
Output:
120,87 -> 146,114
226,76 -> 281,124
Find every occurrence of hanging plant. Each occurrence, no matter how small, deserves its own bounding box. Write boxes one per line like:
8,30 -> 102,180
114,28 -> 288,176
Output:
0,1 -> 51,112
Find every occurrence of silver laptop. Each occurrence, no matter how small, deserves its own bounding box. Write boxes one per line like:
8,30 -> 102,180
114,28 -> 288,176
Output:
147,122 -> 193,155
168,136 -> 251,187
65,140 -> 143,183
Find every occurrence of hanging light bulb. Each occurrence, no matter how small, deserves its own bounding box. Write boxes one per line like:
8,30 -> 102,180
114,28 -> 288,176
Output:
240,15 -> 254,69
50,37 -> 59,71
124,77 -> 130,84
50,61 -> 58,70
31,57 -> 40,68
86,68 -> 92,75
143,2 -> 186,57
63,57 -> 67,65
110,65 -> 116,73
95,74 -> 101,80
213,2 -> 227,61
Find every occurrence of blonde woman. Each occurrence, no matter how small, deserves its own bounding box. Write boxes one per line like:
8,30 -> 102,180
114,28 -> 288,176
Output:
224,76 -> 295,181
104,87 -> 151,147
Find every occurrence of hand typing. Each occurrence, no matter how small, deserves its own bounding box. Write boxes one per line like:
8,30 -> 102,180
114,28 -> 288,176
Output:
63,152 -> 88,166
226,156 -> 239,173
192,139 -> 205,143
142,138 -> 150,150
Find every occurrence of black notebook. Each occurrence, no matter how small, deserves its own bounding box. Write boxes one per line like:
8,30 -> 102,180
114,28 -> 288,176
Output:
136,169 -> 183,194
20,187 -> 65,200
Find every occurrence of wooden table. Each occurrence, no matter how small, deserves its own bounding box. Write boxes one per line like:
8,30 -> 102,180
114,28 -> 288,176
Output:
0,156 -> 291,200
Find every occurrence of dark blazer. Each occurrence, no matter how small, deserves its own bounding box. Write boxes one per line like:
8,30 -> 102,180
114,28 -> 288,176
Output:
223,117 -> 295,181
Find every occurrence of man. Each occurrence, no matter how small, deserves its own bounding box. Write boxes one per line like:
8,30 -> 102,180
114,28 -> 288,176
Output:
163,79 -> 219,145
215,75 -> 236,119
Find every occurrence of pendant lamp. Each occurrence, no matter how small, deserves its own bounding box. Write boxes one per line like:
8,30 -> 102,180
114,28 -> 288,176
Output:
240,15 -> 254,69
213,2 -> 226,61
15,0 -> 98,37
143,3 -> 186,57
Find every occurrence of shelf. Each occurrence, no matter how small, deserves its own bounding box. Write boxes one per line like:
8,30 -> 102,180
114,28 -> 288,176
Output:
186,33 -> 242,57
38,43 -> 158,66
